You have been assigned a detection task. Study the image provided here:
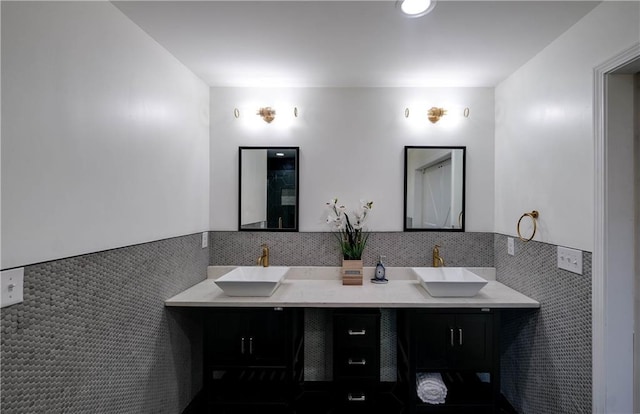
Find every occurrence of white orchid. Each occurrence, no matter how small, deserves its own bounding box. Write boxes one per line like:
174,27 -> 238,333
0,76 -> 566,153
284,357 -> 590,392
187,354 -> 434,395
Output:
324,197 -> 373,259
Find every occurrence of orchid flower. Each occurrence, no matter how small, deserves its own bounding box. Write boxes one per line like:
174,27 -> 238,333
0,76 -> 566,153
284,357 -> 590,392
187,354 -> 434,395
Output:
324,197 -> 373,260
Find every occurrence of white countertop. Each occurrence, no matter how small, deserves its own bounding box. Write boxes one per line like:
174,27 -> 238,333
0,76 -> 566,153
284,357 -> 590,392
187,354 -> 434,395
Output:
165,266 -> 540,309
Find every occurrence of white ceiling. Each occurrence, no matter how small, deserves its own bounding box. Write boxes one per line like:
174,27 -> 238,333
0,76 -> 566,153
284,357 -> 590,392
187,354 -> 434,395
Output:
113,1 -> 600,87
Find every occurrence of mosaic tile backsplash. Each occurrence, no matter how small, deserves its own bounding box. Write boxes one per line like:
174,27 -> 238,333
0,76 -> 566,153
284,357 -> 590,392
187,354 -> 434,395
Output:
0,234 -> 208,414
495,234 -> 592,414
210,231 -> 495,267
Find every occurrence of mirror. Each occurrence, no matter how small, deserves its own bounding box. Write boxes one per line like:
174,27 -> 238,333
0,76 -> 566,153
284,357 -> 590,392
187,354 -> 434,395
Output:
239,147 -> 299,231
404,146 -> 466,231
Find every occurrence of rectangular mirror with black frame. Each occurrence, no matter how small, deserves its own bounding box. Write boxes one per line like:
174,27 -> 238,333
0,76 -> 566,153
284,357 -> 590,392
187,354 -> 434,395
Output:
404,146 -> 466,231
239,147 -> 299,231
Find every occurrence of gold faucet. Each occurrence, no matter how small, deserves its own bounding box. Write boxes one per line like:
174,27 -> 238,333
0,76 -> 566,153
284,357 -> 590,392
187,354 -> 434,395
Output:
257,244 -> 270,267
433,245 -> 445,267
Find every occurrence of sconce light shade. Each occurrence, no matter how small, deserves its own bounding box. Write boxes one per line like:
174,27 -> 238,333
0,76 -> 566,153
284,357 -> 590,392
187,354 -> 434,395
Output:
427,107 -> 447,123
257,107 -> 276,123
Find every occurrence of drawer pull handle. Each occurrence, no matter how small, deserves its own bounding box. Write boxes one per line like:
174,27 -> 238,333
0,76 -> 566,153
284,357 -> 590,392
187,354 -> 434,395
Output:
348,358 -> 366,365
241,337 -> 245,354
450,329 -> 454,347
348,393 -> 366,402
459,328 -> 463,346
348,329 -> 366,336
249,337 -> 254,354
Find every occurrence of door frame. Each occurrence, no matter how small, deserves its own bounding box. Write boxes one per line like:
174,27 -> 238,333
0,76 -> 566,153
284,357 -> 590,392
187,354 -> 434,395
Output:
593,42 -> 640,414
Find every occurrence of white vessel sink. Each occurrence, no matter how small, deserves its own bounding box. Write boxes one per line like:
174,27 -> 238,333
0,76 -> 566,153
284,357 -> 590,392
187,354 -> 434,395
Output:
214,266 -> 289,297
413,267 -> 488,297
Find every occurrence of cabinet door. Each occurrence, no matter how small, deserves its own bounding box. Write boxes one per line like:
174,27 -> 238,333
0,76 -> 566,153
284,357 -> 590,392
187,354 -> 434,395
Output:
246,308 -> 288,366
204,309 -> 249,367
453,314 -> 493,370
414,313 -> 453,369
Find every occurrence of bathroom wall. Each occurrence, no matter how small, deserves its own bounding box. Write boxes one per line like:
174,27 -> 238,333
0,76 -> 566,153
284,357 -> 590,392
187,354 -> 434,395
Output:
209,86 -> 495,233
494,2 -> 640,413
210,231 -> 494,268
495,234 -> 592,414
1,2 -> 210,413
0,234 -> 207,413
494,1 -> 640,252
1,1 -> 210,270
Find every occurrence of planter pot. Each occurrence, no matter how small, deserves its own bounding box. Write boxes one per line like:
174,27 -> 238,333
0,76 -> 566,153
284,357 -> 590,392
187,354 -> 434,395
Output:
342,259 -> 363,285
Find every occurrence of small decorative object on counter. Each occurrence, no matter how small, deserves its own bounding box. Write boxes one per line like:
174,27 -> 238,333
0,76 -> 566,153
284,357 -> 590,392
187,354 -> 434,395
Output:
326,198 -> 373,285
372,255 -> 388,284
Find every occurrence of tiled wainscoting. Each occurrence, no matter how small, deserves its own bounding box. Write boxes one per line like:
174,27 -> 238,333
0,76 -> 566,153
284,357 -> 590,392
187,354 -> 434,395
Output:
0,231 -> 593,414
209,231 -> 495,267
495,234 -> 592,414
0,234 -> 208,414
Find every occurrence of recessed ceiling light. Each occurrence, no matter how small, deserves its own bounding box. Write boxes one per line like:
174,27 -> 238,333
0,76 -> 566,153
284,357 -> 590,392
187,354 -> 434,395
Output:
275,152 -> 285,157
398,0 -> 437,17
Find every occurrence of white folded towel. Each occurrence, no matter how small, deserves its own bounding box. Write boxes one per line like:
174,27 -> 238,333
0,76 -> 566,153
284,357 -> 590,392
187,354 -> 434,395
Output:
416,372 -> 447,404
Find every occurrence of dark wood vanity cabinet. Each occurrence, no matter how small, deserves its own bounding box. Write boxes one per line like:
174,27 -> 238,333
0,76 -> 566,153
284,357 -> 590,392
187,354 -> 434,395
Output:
332,309 -> 381,410
202,307 -> 304,413
205,308 -> 291,367
398,309 -> 500,414
414,313 -> 493,370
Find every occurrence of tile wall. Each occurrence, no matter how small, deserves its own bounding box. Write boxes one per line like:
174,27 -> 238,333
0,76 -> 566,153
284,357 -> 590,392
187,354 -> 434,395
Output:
0,231 -> 593,414
0,234 -> 208,414
495,234 -> 592,413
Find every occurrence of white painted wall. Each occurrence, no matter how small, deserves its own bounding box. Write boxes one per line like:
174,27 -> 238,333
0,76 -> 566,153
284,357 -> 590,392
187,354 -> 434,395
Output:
210,87 -> 494,232
1,2 -> 210,269
494,1 -> 640,252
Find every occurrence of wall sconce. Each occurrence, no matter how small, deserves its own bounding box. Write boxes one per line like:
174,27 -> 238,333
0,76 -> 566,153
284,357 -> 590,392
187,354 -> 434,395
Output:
427,107 -> 447,123
257,107 -> 276,123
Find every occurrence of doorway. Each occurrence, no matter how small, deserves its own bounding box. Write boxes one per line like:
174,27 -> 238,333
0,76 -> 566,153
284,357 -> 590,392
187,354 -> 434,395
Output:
634,71 -> 639,414
594,44 -> 640,414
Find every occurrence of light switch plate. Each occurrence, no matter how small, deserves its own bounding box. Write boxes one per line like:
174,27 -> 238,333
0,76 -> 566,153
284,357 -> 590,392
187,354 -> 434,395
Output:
557,246 -> 582,275
507,237 -> 515,256
1,268 -> 24,308
201,232 -> 208,249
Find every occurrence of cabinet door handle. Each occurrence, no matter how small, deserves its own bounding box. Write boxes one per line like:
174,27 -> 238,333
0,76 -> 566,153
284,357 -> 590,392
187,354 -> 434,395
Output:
348,358 -> 366,365
348,329 -> 366,336
241,337 -> 245,355
348,393 -> 366,402
459,328 -> 463,346
450,328 -> 454,347
249,337 -> 254,355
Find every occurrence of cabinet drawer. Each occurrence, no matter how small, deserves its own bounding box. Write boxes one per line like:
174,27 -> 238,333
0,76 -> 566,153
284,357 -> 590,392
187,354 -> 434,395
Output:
334,314 -> 379,347
336,386 -> 374,406
334,347 -> 379,379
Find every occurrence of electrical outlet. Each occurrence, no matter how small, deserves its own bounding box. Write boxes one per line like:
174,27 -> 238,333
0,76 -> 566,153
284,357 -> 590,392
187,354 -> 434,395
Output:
201,232 -> 208,249
557,246 -> 582,275
507,237 -> 515,256
1,268 -> 24,308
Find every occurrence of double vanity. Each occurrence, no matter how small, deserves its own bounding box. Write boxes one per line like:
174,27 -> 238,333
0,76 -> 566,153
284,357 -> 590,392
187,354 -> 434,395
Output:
166,266 -> 539,414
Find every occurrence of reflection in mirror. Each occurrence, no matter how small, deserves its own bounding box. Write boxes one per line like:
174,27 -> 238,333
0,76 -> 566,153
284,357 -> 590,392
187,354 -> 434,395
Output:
239,147 -> 299,231
404,146 -> 465,231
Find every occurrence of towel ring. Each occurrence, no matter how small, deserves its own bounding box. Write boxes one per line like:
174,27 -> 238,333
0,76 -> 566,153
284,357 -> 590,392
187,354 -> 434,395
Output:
517,210 -> 539,242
